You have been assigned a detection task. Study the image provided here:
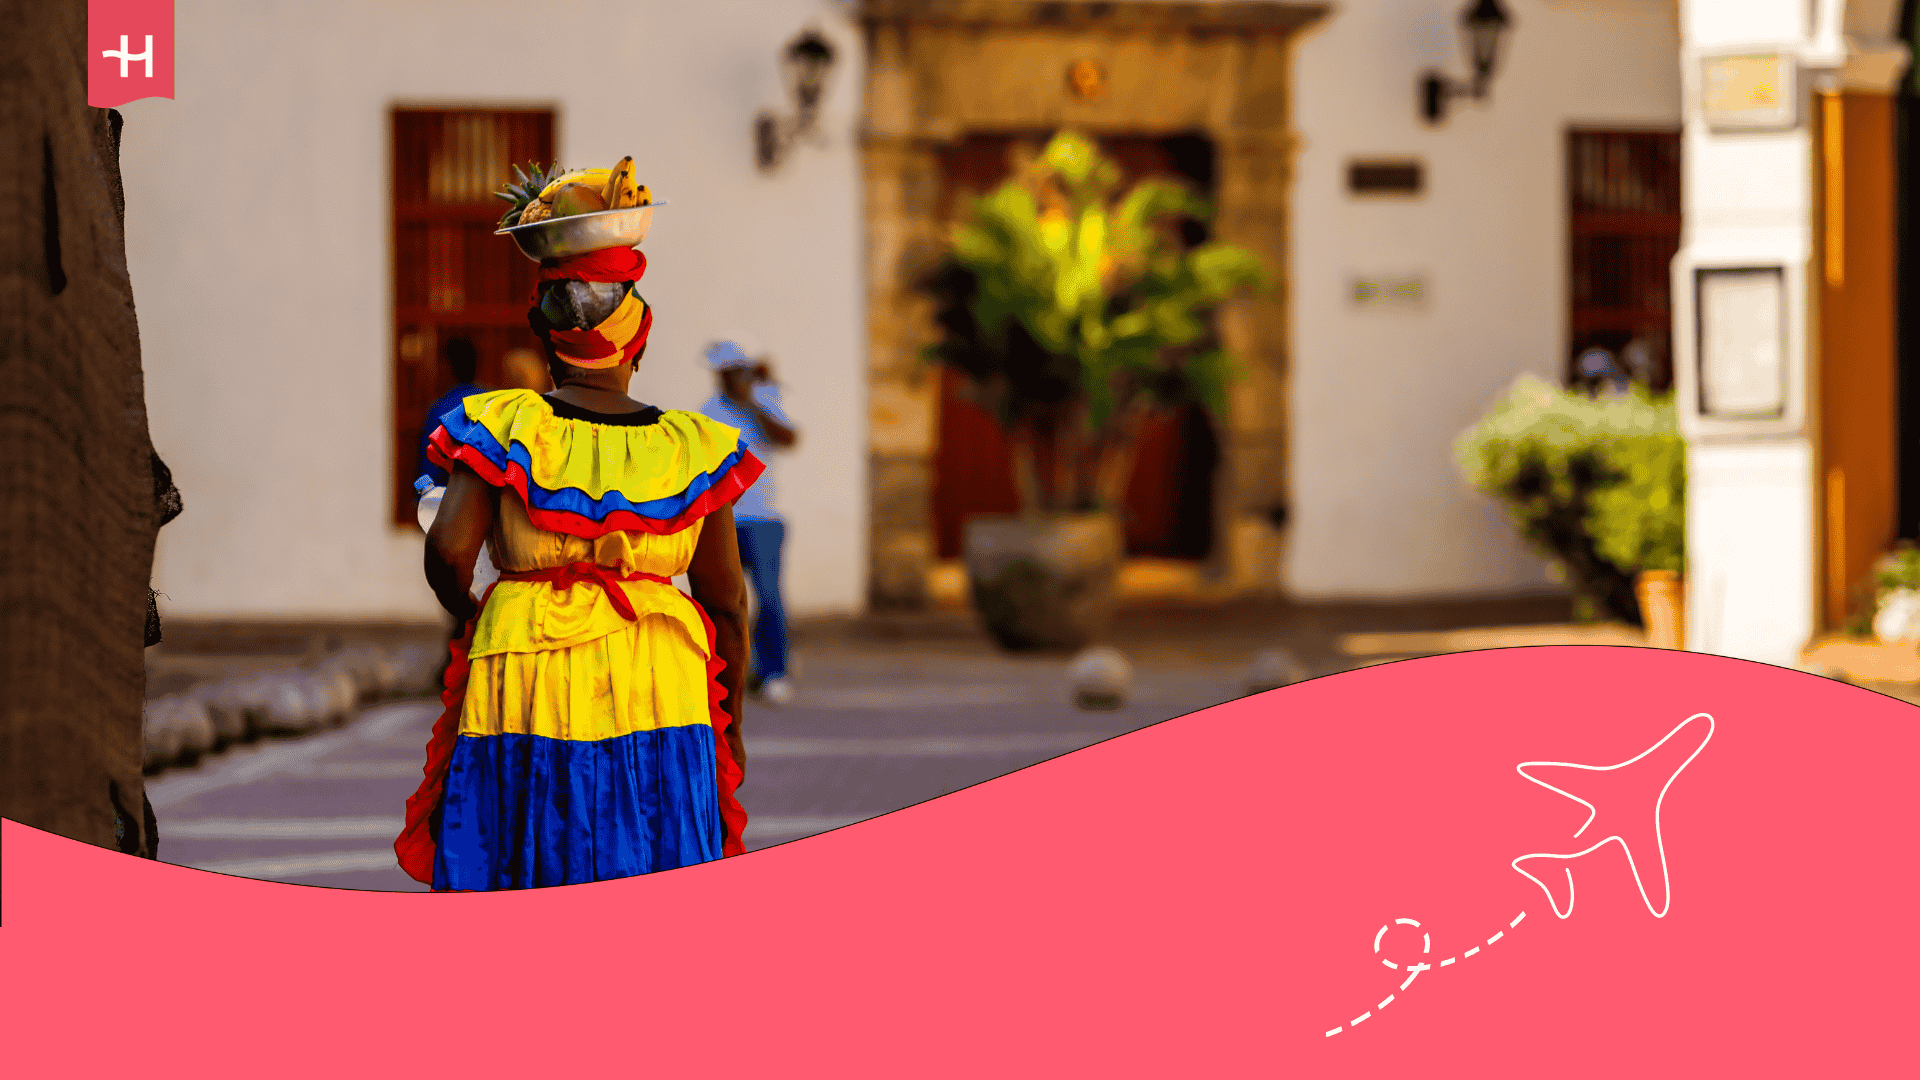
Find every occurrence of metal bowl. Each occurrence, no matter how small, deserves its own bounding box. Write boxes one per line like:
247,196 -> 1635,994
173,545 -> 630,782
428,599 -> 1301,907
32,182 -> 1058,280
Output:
495,202 -> 664,262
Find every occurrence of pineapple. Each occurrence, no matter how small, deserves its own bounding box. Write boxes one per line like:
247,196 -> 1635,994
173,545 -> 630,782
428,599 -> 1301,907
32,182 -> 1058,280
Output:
495,162 -> 563,228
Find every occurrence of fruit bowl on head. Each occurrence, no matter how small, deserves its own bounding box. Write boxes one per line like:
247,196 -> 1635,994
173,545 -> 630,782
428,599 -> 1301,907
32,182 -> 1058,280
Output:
495,202 -> 664,262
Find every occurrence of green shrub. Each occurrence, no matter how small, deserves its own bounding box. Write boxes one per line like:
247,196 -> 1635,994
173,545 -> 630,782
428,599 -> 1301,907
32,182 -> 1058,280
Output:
1855,544 -> 1920,637
1873,544 -> 1920,593
1455,376 -> 1685,624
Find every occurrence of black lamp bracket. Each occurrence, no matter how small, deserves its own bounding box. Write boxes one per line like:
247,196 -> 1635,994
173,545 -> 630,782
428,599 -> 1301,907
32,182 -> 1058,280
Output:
1420,69 -> 1491,125
1420,0 -> 1510,126
756,29 -> 836,172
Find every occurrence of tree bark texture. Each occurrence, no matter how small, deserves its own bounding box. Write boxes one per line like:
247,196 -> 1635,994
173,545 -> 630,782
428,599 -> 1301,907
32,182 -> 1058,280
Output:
2,0 -> 163,856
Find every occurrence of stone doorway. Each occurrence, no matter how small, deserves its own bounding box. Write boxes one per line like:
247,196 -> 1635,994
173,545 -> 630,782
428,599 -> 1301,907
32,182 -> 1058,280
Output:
859,0 -> 1327,610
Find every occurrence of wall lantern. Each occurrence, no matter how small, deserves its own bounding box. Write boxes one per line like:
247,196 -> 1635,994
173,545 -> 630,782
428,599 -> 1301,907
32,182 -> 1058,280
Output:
756,29 -> 837,171
1420,0 -> 1511,125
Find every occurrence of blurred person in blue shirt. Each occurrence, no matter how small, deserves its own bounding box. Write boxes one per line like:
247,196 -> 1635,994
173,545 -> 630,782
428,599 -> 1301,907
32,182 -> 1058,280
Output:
417,338 -> 487,489
698,333 -> 800,705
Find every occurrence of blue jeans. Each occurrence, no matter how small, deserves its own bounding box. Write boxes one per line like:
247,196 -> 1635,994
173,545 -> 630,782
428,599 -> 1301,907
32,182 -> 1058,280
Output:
736,520 -> 790,682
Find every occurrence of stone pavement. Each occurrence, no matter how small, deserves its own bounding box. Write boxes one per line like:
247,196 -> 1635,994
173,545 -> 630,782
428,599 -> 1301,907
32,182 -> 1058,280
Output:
144,594 -> 1706,891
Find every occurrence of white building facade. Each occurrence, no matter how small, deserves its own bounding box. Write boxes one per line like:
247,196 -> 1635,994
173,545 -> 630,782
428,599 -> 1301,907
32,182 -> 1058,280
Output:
1288,0 -> 1683,599
125,1 -> 1699,625
126,0 -> 869,622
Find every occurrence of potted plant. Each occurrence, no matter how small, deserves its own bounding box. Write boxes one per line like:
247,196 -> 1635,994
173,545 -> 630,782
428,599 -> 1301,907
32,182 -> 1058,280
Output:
918,132 -> 1267,650
1455,376 -> 1686,637
1868,545 -> 1920,643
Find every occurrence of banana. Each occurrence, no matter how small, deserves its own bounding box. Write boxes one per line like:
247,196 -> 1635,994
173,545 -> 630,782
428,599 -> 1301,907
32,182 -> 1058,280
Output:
603,156 -> 637,209
537,168 -> 611,201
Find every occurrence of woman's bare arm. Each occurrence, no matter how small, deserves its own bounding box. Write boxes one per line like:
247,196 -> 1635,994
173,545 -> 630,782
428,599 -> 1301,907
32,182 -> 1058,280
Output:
424,464 -> 497,624
687,503 -> 750,780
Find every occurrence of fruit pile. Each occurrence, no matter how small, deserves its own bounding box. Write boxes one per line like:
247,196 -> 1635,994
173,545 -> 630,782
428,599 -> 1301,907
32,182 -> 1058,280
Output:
496,155 -> 649,228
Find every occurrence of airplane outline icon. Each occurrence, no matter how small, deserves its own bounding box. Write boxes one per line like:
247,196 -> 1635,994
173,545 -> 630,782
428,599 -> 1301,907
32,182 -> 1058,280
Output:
1510,712 -> 1715,920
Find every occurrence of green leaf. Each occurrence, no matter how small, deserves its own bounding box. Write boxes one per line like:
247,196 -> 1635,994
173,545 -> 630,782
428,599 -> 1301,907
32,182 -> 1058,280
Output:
1181,348 -> 1243,416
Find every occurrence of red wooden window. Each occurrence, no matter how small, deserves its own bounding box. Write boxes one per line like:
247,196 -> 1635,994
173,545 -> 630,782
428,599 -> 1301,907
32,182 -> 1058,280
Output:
1567,129 -> 1683,390
389,108 -> 555,525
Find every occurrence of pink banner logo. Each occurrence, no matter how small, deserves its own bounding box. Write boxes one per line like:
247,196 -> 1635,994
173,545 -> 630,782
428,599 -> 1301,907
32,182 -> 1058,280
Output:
88,0 -> 174,108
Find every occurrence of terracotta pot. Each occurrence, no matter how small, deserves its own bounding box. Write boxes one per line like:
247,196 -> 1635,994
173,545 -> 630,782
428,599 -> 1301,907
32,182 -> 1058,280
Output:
962,513 -> 1123,652
1635,570 -> 1686,650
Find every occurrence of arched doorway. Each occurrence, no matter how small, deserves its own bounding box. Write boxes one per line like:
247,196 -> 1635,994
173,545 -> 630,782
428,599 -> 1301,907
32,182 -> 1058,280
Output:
859,0 -> 1327,609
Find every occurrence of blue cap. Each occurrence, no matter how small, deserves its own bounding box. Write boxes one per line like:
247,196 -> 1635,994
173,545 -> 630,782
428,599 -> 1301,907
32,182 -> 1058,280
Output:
704,339 -> 754,371
414,475 -> 436,496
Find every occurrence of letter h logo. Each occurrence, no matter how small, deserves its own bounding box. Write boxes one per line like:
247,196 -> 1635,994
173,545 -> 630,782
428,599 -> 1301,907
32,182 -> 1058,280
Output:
103,35 -> 154,78
87,0 -> 175,108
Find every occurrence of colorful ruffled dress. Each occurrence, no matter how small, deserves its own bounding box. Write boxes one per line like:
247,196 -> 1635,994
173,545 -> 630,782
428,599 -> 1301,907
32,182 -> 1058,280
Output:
395,388 -> 763,891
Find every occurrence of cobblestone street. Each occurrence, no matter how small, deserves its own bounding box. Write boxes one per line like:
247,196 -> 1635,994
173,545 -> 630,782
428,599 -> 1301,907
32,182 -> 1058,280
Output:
147,640 -> 1247,890
146,596 -> 1682,891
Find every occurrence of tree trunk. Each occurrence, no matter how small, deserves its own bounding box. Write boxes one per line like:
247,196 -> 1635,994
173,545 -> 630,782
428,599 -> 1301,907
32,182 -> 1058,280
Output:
1094,405 -> 1146,513
1,0 -> 163,856
1009,426 -> 1043,518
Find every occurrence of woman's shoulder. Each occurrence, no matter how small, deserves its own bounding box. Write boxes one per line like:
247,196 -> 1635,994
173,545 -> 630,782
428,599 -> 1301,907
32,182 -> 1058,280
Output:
466,387 -> 550,420
429,392 -> 764,530
659,408 -> 744,447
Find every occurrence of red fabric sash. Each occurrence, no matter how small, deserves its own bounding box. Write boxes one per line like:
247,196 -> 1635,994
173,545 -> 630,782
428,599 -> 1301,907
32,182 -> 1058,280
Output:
499,562 -> 665,621
532,247 -> 646,295
392,564 -> 747,885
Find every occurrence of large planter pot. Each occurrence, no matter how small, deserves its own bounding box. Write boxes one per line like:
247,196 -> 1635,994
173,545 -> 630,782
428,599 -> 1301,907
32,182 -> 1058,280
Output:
962,513 -> 1123,652
1635,570 -> 1686,650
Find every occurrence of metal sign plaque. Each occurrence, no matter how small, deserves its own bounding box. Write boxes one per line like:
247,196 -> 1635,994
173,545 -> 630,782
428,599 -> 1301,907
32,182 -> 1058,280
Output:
1695,266 -> 1787,421
1700,53 -> 1798,132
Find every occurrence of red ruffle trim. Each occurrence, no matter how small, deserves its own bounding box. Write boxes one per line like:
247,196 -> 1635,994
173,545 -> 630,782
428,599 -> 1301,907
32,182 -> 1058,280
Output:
684,593 -> 748,857
394,586 -> 492,887
425,425 -> 765,540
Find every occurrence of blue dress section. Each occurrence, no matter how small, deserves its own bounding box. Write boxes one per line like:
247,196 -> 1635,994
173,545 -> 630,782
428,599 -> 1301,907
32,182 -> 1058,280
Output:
434,403 -> 750,524
432,725 -> 726,891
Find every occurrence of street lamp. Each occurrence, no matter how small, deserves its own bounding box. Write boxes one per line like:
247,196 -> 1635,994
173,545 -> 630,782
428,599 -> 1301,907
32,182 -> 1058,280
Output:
756,29 -> 837,171
1420,0 -> 1512,125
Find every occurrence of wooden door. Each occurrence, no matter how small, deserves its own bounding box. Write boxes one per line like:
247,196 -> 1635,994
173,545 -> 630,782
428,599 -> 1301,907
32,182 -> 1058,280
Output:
1566,130 -> 1682,390
1817,93 -> 1898,630
1895,0 -> 1920,540
390,109 -> 554,525
929,132 -> 1220,560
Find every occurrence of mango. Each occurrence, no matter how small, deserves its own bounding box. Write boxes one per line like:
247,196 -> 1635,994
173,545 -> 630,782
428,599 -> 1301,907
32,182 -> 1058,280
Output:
551,182 -> 608,219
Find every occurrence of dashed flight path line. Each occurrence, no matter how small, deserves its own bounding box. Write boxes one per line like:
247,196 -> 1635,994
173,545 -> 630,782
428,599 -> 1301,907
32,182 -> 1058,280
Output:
1323,911 -> 1527,1037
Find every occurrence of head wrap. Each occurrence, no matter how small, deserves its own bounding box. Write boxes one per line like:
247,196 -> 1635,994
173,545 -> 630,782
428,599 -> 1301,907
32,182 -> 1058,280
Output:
527,248 -> 653,370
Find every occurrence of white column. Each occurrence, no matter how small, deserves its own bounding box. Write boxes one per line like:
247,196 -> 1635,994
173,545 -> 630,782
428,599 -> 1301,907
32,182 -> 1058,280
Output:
1674,0 -> 1910,668
1674,0 -> 1817,668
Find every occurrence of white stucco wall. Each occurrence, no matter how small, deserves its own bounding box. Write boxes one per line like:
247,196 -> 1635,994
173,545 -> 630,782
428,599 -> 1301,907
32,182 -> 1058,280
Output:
1674,0 -> 1817,667
122,0 -> 866,621
1285,0 -> 1682,598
